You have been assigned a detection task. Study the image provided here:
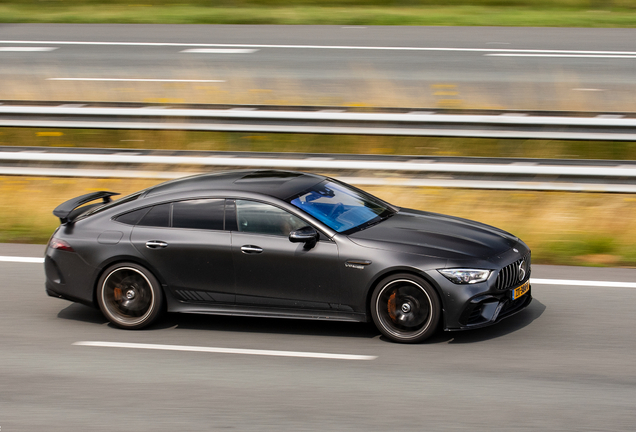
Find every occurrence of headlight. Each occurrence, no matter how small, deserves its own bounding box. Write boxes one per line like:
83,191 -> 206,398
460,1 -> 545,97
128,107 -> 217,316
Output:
438,269 -> 491,284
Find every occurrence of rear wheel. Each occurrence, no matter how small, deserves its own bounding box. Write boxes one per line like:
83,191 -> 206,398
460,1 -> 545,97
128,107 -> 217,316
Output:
370,273 -> 440,343
97,263 -> 163,329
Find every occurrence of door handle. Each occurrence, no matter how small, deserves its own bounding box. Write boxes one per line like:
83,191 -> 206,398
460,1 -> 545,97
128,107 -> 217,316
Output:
241,245 -> 263,254
146,240 -> 168,249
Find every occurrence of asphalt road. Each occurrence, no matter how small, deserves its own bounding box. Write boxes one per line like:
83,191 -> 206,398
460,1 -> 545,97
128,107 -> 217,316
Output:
1,243 -> 635,431
1,24 -> 635,110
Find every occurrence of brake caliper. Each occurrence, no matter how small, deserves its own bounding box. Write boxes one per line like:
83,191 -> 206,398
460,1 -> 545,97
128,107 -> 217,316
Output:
388,292 -> 397,321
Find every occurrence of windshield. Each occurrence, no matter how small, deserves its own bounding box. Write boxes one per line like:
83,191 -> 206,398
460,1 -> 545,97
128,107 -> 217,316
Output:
288,180 -> 395,233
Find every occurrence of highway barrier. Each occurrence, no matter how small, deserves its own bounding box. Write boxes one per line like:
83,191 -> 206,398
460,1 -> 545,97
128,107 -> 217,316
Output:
1,101 -> 636,140
2,147 -> 636,192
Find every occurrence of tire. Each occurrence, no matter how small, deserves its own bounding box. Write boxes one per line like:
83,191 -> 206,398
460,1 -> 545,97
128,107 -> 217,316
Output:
97,262 -> 164,329
370,273 -> 441,343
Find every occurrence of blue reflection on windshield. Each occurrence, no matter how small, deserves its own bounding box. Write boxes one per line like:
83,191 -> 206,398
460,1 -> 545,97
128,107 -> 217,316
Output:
289,181 -> 391,232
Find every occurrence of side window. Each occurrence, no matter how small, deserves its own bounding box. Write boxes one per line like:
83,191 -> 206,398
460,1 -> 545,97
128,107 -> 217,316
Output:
235,200 -> 306,236
172,199 -> 224,231
138,203 -> 171,227
115,207 -> 150,225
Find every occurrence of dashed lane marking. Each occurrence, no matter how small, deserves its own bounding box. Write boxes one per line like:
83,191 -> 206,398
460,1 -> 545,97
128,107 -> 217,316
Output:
487,54 -> 636,59
0,256 -> 44,263
0,47 -> 58,52
47,78 -> 225,82
73,341 -> 378,361
180,48 -> 259,54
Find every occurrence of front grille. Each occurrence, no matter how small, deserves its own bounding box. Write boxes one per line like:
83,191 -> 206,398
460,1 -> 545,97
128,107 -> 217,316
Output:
495,253 -> 530,290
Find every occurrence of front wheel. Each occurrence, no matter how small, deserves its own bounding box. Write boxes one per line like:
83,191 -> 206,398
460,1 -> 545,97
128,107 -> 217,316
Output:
370,273 -> 441,343
97,262 -> 163,329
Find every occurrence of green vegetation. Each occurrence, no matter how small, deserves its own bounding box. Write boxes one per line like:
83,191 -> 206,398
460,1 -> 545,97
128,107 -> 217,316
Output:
3,175 -> 636,267
1,1 -> 636,26
2,127 -> 636,267
3,127 -> 636,161
2,1 -> 635,264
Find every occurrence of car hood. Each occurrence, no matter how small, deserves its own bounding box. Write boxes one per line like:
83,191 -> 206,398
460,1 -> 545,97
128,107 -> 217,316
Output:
348,208 -> 518,260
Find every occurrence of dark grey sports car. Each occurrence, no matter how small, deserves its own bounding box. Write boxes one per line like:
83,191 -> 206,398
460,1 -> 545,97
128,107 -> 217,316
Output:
45,170 -> 531,343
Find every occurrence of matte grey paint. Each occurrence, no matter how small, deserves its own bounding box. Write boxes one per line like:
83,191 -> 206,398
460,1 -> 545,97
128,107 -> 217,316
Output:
45,170 -> 532,331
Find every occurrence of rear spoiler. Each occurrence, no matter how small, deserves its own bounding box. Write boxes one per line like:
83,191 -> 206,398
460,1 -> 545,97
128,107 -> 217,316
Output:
53,191 -> 120,224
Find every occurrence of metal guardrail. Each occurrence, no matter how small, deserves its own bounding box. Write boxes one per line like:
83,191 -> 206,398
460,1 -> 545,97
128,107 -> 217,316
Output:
3,147 -> 636,193
3,148 -> 636,177
1,101 -> 636,140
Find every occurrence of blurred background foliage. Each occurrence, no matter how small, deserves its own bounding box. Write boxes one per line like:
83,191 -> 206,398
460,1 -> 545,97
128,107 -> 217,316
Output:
2,0 -> 636,6
2,1 -> 636,266
3,0 -> 636,26
4,175 -> 636,267
3,128 -> 636,161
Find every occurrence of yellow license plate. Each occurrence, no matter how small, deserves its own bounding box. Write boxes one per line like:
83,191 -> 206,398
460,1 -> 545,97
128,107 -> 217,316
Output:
512,280 -> 530,300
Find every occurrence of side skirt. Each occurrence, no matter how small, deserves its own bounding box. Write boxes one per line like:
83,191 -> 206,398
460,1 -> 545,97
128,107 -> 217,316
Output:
170,303 -> 368,323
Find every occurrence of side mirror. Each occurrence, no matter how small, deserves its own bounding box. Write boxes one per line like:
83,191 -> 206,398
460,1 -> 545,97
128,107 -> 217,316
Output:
289,226 -> 319,249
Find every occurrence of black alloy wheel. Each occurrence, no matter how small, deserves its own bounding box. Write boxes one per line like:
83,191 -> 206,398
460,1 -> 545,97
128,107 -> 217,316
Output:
97,263 -> 163,329
371,274 -> 440,343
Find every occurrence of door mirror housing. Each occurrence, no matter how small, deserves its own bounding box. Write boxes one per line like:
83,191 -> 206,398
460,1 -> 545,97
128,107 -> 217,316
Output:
289,226 -> 319,249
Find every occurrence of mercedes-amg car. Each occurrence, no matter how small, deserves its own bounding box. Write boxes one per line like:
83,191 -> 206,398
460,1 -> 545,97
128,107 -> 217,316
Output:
45,170 -> 532,343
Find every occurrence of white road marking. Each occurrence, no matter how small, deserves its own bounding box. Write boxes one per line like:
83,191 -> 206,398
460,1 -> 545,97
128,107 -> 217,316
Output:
0,256 -> 44,263
0,47 -> 58,52
531,278 -> 636,289
2,40 -> 636,56
341,26 -> 367,29
46,78 -> 225,83
573,88 -> 606,92
487,53 -> 636,59
180,48 -> 259,54
73,341 -> 378,361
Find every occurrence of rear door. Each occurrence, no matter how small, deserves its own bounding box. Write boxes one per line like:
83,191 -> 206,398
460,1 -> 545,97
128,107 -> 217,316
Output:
129,199 -> 235,304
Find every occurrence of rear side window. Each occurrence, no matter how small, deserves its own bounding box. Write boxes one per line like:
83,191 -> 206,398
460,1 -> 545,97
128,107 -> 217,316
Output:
172,199 -> 224,231
138,203 -> 171,227
115,207 -> 150,225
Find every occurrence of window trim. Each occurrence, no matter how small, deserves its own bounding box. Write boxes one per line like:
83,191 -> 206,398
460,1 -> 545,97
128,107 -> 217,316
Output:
112,195 -> 335,240
113,198 -> 225,232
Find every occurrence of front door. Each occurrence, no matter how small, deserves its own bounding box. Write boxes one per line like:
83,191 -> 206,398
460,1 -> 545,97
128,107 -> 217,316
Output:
231,200 -> 341,311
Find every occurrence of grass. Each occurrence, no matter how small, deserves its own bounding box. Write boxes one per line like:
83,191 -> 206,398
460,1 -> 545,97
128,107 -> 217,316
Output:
3,175 -> 636,266
3,128 -> 636,267
4,127 -> 636,160
3,0 -> 636,265
2,2 -> 636,27
375,186 -> 636,267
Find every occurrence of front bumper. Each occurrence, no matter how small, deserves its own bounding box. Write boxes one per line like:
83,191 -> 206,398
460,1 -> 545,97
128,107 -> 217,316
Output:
426,269 -> 533,331
452,286 -> 532,330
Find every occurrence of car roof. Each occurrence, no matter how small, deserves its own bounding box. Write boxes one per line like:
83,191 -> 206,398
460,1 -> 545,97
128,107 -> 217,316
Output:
142,170 -> 326,201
